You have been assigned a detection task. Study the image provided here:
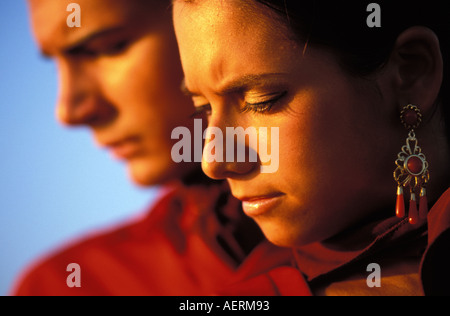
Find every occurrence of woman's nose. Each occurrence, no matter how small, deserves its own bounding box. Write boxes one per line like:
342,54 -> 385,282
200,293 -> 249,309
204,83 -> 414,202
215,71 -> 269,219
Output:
201,119 -> 259,180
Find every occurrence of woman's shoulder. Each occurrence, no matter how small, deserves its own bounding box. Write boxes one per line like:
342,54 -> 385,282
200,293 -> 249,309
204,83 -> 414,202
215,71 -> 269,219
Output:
421,187 -> 450,296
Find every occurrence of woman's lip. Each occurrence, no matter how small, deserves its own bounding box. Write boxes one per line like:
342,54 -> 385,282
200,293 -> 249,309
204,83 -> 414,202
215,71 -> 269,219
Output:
240,193 -> 285,217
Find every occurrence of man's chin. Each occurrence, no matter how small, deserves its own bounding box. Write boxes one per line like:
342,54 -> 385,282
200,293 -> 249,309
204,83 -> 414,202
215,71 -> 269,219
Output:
128,156 -> 191,187
126,159 -> 167,187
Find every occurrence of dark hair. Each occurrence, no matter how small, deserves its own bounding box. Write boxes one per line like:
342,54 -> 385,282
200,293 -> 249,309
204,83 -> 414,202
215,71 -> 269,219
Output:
254,0 -> 450,142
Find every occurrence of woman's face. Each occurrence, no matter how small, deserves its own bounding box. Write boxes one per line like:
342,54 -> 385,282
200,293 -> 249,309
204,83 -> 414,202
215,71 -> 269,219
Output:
174,0 -> 401,246
29,0 -> 197,186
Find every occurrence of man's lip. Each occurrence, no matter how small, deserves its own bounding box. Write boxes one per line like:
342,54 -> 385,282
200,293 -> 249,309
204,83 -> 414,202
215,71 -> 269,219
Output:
104,137 -> 141,160
238,193 -> 285,217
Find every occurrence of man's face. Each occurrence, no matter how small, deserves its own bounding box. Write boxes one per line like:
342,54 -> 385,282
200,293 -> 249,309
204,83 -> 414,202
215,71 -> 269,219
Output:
28,0 -> 197,186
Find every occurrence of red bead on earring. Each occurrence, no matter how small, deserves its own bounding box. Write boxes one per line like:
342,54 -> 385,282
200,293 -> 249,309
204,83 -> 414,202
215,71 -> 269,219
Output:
419,187 -> 428,220
396,185 -> 405,218
393,105 -> 430,225
408,192 -> 419,225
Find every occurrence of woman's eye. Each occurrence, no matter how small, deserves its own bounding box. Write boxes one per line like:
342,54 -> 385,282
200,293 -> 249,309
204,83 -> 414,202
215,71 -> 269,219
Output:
191,104 -> 212,119
241,91 -> 288,114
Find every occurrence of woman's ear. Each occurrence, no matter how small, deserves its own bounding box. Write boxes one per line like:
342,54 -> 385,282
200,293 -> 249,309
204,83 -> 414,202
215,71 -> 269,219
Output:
388,26 -> 443,114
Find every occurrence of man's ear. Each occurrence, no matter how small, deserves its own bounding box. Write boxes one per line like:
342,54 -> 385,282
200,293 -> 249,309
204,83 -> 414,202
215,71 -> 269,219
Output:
387,26 -> 443,114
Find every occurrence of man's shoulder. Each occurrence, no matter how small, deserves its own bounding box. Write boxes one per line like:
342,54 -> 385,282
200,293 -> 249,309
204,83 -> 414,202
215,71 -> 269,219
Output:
11,211 -> 156,296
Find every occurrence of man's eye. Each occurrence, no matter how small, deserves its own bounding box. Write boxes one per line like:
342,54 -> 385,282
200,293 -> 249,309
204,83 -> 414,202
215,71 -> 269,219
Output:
101,40 -> 130,56
68,39 -> 131,58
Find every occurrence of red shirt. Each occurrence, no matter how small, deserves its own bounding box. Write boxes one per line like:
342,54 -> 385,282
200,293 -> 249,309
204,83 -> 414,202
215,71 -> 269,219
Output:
11,180 -> 293,296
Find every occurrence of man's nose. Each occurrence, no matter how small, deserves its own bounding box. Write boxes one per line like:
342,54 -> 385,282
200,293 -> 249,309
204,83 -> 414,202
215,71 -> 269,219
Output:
55,61 -> 116,127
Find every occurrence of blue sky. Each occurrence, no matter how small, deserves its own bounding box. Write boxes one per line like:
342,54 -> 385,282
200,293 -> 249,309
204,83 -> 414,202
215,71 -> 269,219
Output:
0,1 -> 157,295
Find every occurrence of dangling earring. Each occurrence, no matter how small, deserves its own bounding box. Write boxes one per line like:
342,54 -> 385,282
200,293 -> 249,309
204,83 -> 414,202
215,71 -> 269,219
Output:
393,104 -> 430,224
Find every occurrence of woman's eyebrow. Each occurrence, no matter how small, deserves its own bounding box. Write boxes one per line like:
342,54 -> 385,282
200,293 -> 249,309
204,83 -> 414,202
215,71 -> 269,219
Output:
217,73 -> 287,95
181,73 -> 288,97
180,78 -> 197,97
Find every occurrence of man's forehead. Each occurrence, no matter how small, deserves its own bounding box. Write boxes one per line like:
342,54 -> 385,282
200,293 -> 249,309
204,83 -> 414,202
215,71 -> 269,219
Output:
27,0 -> 164,55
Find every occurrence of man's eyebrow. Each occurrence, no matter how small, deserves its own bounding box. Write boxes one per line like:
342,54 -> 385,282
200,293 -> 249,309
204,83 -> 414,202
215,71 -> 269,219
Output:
66,26 -> 128,54
41,26 -> 127,58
